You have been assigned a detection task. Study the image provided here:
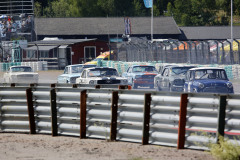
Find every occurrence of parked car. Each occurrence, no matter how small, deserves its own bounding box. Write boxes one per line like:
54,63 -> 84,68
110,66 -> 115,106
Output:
184,67 -> 234,93
3,66 -> 39,83
57,64 -> 96,83
75,67 -> 128,85
122,65 -> 158,89
154,65 -> 196,92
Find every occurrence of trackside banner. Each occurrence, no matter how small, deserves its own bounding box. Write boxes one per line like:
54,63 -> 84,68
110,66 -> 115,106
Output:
143,0 -> 152,8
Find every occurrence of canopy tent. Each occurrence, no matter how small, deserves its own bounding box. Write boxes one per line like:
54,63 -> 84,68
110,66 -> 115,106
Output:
173,41 -> 200,50
221,40 -> 240,51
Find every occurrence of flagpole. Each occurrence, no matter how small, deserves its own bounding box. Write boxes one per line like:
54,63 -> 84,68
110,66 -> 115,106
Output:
151,1 -> 153,41
231,0 -> 233,44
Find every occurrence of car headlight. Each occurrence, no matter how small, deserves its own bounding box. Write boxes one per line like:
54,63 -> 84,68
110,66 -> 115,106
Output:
198,82 -> 204,88
227,82 -> 233,88
89,80 -> 95,85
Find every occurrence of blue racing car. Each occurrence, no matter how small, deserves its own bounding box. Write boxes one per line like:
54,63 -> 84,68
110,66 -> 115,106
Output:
184,67 -> 234,94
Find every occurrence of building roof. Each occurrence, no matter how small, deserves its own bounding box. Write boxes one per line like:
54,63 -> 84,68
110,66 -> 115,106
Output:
28,38 -> 98,46
24,45 -> 58,51
35,17 -> 181,36
179,26 -> 240,40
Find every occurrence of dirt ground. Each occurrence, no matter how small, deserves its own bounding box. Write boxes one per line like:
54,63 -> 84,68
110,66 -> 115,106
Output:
0,133 -> 216,160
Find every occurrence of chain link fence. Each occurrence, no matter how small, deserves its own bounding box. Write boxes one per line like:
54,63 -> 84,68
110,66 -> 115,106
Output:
116,38 -> 240,65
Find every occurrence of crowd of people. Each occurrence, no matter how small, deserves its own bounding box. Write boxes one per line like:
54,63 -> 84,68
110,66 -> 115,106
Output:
0,14 -> 33,40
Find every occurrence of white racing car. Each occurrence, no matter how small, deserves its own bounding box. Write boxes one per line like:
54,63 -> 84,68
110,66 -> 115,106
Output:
76,67 -> 128,85
3,66 -> 39,83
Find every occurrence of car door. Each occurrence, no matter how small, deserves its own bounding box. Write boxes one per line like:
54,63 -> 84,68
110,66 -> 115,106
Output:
184,70 -> 194,92
184,71 -> 190,92
160,68 -> 169,91
78,70 -> 87,84
124,67 -> 133,85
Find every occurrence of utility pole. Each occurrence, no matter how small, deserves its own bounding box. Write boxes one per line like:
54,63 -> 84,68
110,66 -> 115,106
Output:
231,0 -> 233,44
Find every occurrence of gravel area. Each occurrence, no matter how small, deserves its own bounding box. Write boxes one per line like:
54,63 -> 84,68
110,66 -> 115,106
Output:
0,133 -> 215,160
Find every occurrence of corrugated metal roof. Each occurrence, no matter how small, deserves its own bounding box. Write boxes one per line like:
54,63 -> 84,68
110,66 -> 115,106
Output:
179,26 -> 240,40
35,17 -> 181,35
24,45 -> 58,51
28,39 -> 97,45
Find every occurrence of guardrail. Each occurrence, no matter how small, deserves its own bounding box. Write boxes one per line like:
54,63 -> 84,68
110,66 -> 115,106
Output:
0,84 -> 239,150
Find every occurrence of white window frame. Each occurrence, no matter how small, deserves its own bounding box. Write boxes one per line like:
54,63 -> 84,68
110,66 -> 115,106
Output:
84,46 -> 96,62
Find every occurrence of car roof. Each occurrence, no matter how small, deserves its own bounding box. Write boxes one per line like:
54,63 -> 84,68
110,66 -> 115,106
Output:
168,65 -> 195,68
66,64 -> 96,67
189,67 -> 224,71
10,65 -> 31,68
85,67 -> 116,70
132,65 -> 155,67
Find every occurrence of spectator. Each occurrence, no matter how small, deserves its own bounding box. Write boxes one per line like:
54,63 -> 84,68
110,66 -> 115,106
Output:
7,16 -> 11,22
7,55 -> 11,62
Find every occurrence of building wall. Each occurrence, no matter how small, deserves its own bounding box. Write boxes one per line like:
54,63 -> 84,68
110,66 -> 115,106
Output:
71,40 -> 110,64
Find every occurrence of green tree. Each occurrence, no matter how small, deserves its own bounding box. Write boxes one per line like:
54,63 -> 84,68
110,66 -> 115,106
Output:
43,0 -> 80,17
34,2 -> 42,17
133,0 -> 148,16
169,0 -> 218,26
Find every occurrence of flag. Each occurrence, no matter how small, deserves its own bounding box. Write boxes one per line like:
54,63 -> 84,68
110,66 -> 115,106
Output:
124,17 -> 131,35
143,0 -> 152,8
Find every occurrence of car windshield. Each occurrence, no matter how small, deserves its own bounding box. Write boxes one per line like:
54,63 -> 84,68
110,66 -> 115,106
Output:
194,69 -> 228,80
171,67 -> 192,75
88,68 -> 119,77
132,66 -> 157,72
11,67 -> 32,72
71,65 -> 84,73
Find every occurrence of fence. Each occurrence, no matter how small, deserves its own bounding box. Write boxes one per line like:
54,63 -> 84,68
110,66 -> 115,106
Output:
0,61 -> 48,72
101,61 -> 240,80
117,39 -> 240,65
0,84 -> 239,150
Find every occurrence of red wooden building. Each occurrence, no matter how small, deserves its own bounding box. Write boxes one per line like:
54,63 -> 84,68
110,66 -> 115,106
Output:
24,38 -> 110,69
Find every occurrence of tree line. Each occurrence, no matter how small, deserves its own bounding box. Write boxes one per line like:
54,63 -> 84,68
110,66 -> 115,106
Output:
34,0 -> 240,26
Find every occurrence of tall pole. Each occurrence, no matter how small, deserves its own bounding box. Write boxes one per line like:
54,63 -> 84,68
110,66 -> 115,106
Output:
231,0 -> 233,44
151,1 -> 153,41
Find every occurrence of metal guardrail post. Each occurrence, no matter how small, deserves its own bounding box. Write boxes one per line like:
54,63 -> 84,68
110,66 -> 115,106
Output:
142,93 -> 151,145
217,95 -> 227,142
26,88 -> 36,134
177,93 -> 188,149
118,85 -> 128,89
95,85 -> 101,89
80,90 -> 87,138
110,91 -> 119,141
72,84 -> 77,88
10,83 -> 15,87
50,83 -> 56,88
50,89 -> 58,136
